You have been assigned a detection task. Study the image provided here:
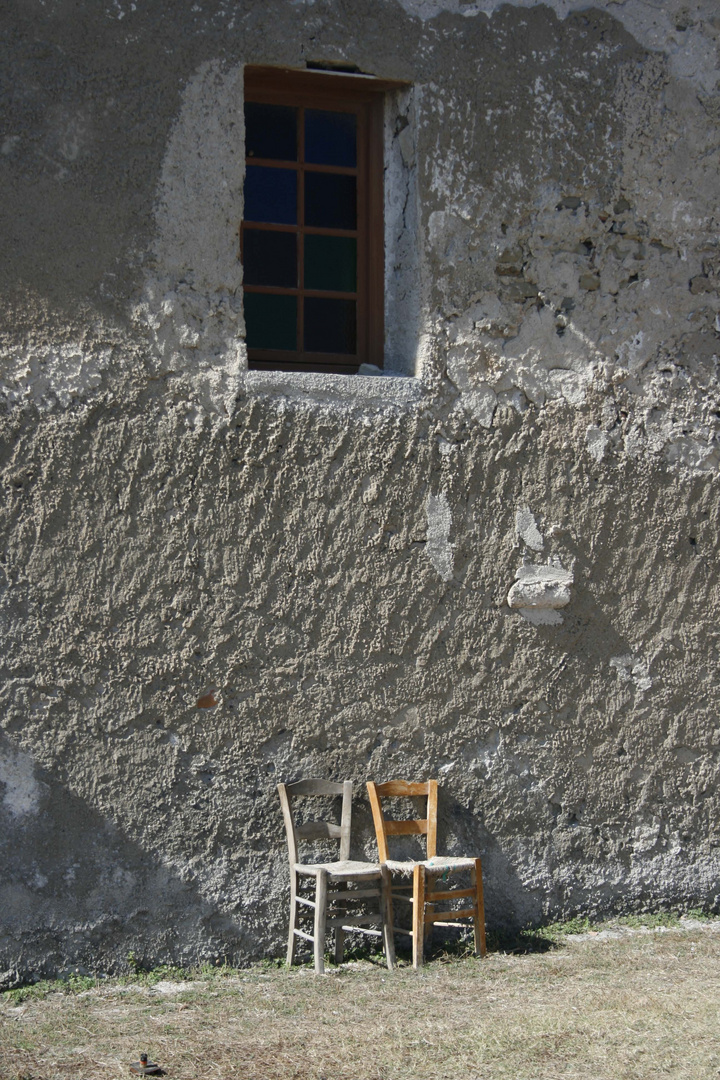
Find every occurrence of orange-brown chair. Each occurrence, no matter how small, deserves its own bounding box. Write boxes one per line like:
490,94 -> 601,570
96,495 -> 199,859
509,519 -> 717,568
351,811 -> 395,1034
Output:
366,779 -> 486,968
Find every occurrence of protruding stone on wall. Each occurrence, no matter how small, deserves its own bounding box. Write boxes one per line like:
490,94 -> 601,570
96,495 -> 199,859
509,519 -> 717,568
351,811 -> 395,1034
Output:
508,562 -> 574,626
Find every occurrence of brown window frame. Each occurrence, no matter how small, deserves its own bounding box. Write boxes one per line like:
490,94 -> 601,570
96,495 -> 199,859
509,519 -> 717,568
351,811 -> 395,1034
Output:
242,67 -> 402,375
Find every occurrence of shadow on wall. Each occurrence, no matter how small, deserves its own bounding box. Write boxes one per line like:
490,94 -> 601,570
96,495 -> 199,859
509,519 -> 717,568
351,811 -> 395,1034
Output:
1,730 -> 551,981
349,790 -> 544,932
439,796 -> 545,931
0,732 -> 251,986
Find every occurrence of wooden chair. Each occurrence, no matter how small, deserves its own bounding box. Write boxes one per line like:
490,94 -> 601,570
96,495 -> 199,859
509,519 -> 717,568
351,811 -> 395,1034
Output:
366,779 -> 486,969
277,779 -> 395,974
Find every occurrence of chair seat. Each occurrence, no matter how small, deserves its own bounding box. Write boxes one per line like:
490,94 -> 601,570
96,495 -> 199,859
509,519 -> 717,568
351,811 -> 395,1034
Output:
385,856 -> 478,875
294,859 -> 383,879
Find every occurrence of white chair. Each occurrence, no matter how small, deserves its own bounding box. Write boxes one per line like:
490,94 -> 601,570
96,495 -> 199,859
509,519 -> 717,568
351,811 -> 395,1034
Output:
278,779 -> 395,973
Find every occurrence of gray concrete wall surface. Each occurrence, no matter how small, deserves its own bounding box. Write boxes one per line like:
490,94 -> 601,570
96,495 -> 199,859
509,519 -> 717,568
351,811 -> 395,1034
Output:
1,0 -> 719,983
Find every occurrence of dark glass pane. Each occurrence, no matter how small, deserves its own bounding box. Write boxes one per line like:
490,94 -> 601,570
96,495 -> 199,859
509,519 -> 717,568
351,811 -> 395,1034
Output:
244,165 -> 297,224
305,109 -> 356,167
245,102 -> 297,161
304,235 -> 356,292
245,293 -> 297,351
244,229 -> 297,288
304,297 -> 356,354
305,172 -> 356,230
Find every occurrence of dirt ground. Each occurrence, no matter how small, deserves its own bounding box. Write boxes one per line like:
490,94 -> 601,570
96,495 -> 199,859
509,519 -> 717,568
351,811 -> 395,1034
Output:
2,922 -> 719,1080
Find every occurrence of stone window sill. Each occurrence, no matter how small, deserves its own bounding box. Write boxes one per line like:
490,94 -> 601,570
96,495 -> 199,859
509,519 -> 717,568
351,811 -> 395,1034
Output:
239,368 -> 425,407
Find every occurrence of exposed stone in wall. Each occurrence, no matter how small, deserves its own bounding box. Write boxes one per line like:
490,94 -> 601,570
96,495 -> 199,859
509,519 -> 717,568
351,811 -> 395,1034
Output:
1,0 -> 719,981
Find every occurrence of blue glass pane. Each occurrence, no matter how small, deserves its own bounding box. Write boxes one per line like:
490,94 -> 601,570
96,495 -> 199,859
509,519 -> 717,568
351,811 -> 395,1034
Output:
244,229 -> 297,288
245,102 -> 297,162
304,297 -> 356,354
245,293 -> 297,351
305,172 -> 356,230
305,109 -> 357,167
244,165 -> 297,225
304,235 -> 356,292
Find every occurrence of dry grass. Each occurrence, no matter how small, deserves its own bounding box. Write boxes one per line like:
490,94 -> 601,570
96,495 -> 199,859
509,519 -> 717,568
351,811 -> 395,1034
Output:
2,924 -> 720,1080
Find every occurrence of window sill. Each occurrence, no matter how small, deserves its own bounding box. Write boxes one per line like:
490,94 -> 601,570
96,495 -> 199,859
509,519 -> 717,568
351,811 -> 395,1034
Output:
239,368 -> 425,407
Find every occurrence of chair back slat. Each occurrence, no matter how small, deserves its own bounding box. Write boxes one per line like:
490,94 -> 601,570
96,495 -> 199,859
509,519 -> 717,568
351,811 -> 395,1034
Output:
373,780 -> 431,797
286,779 -> 346,797
278,779 -> 353,867
384,819 -> 428,836
296,821 -> 343,841
367,780 -> 438,862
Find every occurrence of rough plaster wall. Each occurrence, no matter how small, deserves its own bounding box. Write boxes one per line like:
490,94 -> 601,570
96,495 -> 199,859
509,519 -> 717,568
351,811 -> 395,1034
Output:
1,0 -> 720,982
2,391 -> 719,981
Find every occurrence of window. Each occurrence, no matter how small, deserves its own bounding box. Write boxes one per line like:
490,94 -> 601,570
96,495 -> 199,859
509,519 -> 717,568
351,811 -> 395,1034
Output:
242,67 -> 400,375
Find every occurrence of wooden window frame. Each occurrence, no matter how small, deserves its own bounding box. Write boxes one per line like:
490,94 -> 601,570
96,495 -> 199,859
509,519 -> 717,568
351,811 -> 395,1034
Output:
242,67 -> 402,375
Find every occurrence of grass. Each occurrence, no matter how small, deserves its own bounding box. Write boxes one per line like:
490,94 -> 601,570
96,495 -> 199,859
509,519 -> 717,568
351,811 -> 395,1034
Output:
1,915 -> 719,1079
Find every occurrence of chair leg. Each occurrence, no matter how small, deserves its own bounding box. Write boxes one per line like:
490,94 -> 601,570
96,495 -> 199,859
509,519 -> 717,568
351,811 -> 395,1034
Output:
334,926 -> 346,966
425,879 -> 435,952
313,869 -> 328,974
287,873 -> 297,967
412,864 -> 426,970
380,865 -> 396,971
472,858 -> 486,958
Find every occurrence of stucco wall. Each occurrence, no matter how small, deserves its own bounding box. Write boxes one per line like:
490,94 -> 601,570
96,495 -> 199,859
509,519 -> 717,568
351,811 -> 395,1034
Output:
1,0 -> 719,983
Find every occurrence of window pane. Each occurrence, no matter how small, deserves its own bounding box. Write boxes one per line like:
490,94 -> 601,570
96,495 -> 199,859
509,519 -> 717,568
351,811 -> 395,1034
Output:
244,229 -> 297,288
245,293 -> 297,350
304,297 -> 356,354
244,165 -> 297,225
305,173 -> 356,230
245,102 -> 297,161
305,109 -> 357,167
304,235 -> 356,292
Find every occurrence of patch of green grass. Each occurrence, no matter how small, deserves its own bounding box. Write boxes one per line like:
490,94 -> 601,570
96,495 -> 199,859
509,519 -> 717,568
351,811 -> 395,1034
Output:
1,959 -> 245,1006
491,906 -> 720,952
118,962 -> 196,988
3,972 -> 98,1006
685,906 -> 715,921
539,915 -> 593,939
616,911 -> 681,930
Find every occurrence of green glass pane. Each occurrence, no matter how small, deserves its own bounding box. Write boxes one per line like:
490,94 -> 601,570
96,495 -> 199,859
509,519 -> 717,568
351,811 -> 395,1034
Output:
244,292 -> 296,351
304,235 -> 357,292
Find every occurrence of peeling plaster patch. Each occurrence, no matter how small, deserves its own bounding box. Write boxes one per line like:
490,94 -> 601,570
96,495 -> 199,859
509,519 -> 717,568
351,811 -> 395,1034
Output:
546,368 -> 588,406
426,492 -> 454,580
0,748 -> 41,819
464,384 -> 497,427
610,655 -> 653,692
395,1 -> 720,90
383,85 -> 423,375
476,729 -> 502,773
586,424 -> 609,463
0,343 -> 113,410
515,507 -> 544,551
665,436 -> 719,473
616,330 -> 649,373
135,59 -> 246,418
519,606 -> 564,626
1,135 -> 20,155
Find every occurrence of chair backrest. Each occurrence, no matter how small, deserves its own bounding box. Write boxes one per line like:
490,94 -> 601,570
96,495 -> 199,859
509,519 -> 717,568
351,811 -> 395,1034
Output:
366,780 -> 438,863
277,779 -> 352,868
